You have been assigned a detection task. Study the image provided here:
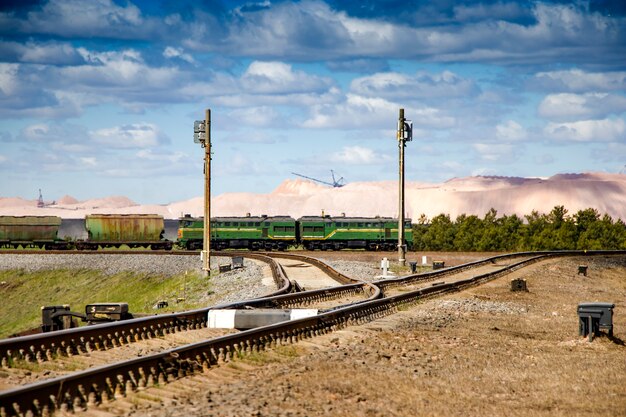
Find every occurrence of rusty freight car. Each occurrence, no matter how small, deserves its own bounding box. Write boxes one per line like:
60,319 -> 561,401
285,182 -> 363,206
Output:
0,216 -> 68,249
75,214 -> 173,250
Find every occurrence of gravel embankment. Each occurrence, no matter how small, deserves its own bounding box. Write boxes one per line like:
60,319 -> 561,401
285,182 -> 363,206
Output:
318,258 -> 380,281
0,253 -> 381,305
0,254 -> 272,303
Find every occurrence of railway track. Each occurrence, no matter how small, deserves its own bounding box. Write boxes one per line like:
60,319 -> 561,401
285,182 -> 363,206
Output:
1,250 -> 624,416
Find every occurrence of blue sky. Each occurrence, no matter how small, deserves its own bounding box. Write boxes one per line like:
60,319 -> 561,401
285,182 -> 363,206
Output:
0,0 -> 625,204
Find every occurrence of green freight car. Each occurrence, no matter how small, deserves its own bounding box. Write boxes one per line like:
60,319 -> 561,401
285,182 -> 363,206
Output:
76,214 -> 172,250
0,215 -> 68,249
298,215 -> 413,251
177,214 -> 297,250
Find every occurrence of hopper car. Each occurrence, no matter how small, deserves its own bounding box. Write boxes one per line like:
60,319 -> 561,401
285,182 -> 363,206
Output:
0,216 -> 69,249
0,214 -> 172,250
75,214 -> 173,250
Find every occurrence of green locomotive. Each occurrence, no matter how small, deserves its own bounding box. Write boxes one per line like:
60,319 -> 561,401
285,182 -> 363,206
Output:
177,214 -> 413,251
298,215 -> 413,251
177,214 -> 297,250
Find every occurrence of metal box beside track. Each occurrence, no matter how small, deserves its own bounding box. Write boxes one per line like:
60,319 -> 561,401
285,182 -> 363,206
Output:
86,303 -> 130,323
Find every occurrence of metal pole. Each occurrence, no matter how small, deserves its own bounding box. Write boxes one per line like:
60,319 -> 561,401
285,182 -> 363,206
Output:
398,108 -> 406,267
202,109 -> 211,277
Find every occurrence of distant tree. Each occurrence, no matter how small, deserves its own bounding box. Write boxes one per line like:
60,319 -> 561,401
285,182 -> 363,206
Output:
410,206 -> 626,252
476,208 -> 503,251
498,214 -> 524,251
547,206 -> 577,250
454,214 -> 482,251
412,214 -> 429,251
522,210 -> 549,250
421,214 -> 455,251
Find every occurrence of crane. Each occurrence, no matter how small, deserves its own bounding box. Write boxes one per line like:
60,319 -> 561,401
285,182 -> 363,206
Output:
37,189 -> 44,208
291,170 -> 345,187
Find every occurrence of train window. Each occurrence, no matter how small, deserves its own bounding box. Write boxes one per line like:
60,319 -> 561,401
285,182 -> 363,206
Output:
303,226 -> 314,232
405,221 -> 412,227
285,226 -> 295,232
255,222 -> 260,226
314,226 -> 324,232
264,222 -> 270,227
358,223 -> 364,227
349,223 -> 356,227
275,226 -> 285,232
225,222 -> 231,226
366,223 -> 372,227
247,222 -> 253,227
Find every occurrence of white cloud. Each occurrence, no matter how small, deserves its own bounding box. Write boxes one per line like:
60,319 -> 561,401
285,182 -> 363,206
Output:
163,46 -> 195,64
544,118 -> 626,142
241,61 -> 333,94
538,93 -> 626,121
229,106 -> 281,127
90,123 -> 168,149
534,69 -> 626,92
496,120 -> 527,141
79,157 -> 97,167
136,149 -> 187,164
473,143 -> 518,162
0,63 -> 20,95
18,0 -> 147,38
350,70 -> 478,99
330,146 -> 385,165
303,94 -> 455,129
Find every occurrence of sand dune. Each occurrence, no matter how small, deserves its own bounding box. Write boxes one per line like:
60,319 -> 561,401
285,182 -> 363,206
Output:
1,172 -> 625,221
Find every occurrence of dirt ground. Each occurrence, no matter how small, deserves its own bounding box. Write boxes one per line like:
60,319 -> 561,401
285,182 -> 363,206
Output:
109,254 -> 626,417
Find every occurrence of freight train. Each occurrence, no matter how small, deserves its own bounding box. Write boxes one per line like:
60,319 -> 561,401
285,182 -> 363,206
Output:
0,214 -> 172,250
0,213 -> 412,251
177,214 -> 413,251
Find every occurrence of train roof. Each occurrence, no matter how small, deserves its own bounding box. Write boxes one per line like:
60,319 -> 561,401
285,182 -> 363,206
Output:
297,216 -> 412,222
179,215 -> 295,222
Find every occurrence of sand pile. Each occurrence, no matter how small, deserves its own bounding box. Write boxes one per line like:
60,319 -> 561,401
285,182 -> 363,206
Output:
1,172 -> 624,221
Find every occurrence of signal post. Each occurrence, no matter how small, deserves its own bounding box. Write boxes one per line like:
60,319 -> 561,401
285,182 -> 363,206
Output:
194,109 -> 211,277
397,108 -> 412,267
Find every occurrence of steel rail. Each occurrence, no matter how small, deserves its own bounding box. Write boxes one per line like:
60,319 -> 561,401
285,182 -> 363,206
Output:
0,252 -> 290,367
3,250 -> 604,416
0,251 -> 376,367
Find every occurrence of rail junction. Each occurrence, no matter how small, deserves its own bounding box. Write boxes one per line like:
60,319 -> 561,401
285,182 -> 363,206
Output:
0,249 -> 624,416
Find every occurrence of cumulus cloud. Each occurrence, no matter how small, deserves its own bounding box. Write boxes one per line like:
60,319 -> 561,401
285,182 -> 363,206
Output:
241,61 -> 334,94
539,93 -> 626,121
544,118 -> 626,142
303,94 -> 455,129
228,106 -> 281,127
90,123 -> 169,149
350,70 -> 478,100
533,69 -> 626,92
163,46 -> 195,64
330,145 -> 388,165
473,143 -> 520,163
3,0 -> 152,39
496,120 -> 527,141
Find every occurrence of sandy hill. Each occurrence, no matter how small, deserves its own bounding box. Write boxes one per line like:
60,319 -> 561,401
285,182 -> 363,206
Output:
1,172 -> 625,221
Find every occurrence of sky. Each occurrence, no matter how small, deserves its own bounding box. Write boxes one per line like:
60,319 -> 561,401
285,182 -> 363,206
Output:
0,0 -> 625,204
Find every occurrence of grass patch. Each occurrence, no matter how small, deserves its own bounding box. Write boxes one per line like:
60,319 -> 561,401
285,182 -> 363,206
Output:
0,269 -> 213,338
